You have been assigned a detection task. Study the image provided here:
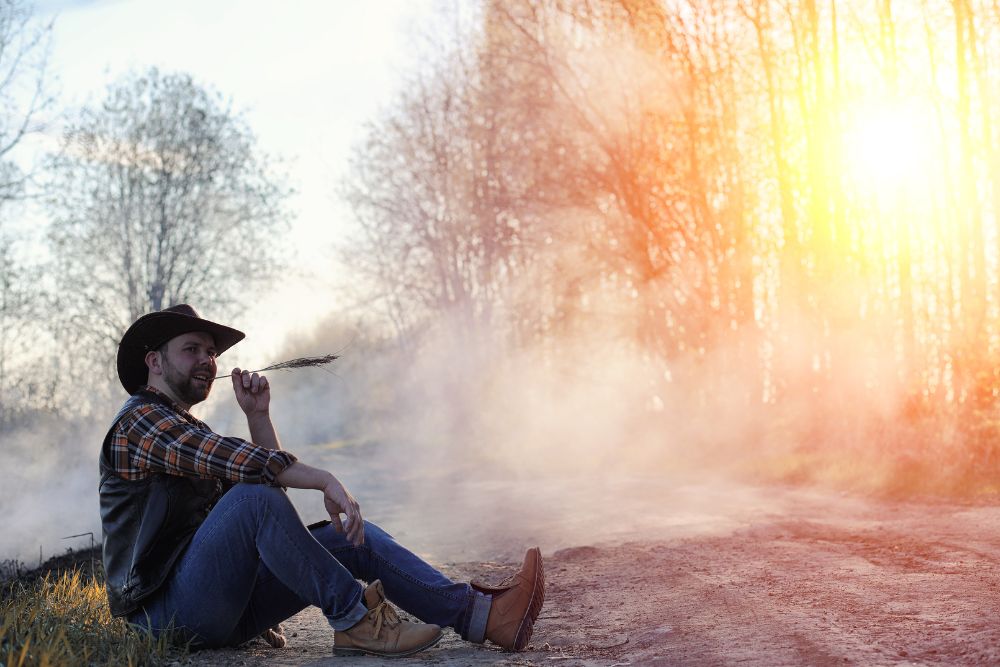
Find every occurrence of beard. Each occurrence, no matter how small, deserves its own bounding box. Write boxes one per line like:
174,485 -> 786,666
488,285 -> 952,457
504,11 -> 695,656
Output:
162,359 -> 214,406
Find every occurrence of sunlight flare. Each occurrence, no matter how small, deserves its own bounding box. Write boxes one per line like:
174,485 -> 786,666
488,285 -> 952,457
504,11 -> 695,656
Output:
841,98 -> 940,195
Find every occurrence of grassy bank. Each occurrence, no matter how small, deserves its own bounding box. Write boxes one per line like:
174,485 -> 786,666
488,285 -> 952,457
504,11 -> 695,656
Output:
1,553 -> 185,667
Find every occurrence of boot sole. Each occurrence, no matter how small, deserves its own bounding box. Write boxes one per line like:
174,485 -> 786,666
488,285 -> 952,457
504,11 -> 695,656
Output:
512,547 -> 545,651
332,629 -> 443,658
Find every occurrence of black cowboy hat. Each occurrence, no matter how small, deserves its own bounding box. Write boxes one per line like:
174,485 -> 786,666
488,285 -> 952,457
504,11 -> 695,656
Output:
116,304 -> 245,395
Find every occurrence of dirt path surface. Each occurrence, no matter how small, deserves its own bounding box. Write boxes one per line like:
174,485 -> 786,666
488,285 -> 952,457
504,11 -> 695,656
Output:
182,468 -> 1000,667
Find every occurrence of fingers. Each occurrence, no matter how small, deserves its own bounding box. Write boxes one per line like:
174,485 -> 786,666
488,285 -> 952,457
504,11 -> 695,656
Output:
353,515 -> 366,546
323,479 -> 364,545
331,501 -> 364,545
231,368 -> 269,394
345,518 -> 361,545
328,509 -> 345,534
345,501 -> 365,546
330,507 -> 363,545
324,496 -> 347,534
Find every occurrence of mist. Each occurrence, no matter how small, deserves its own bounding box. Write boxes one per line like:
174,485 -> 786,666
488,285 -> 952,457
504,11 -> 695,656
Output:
1,414 -> 111,566
191,287 -> 910,564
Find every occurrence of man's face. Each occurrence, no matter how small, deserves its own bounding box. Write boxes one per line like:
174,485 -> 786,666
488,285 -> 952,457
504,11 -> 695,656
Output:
159,332 -> 218,406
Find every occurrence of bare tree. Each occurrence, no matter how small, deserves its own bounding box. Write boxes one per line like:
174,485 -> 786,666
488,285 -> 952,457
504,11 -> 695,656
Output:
0,0 -> 53,424
0,0 -> 51,201
341,15 -> 556,345
47,68 -> 290,377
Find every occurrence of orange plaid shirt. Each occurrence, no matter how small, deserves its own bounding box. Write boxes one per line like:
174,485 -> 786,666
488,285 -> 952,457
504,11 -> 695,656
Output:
109,385 -> 296,485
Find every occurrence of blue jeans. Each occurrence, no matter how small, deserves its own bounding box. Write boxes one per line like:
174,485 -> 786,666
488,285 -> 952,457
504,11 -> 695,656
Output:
127,483 -> 491,648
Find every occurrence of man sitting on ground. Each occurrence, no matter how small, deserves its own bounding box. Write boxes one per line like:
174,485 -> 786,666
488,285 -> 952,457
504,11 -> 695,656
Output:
99,304 -> 544,657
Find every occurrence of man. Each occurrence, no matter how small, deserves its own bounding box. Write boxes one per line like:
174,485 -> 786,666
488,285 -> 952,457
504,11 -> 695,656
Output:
99,304 -> 544,657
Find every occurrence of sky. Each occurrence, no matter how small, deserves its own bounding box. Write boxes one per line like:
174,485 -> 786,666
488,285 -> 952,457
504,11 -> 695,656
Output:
26,0 -> 436,365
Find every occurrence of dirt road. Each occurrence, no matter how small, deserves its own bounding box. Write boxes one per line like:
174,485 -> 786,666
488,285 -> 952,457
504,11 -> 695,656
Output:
184,460 -> 1000,666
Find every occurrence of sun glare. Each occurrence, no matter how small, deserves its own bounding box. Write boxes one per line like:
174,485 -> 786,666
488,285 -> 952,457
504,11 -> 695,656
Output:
841,100 -> 939,195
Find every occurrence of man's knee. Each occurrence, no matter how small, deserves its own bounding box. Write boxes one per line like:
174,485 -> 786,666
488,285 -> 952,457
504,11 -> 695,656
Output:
361,520 -> 394,546
220,483 -> 292,514
310,519 -> 394,551
229,482 -> 285,497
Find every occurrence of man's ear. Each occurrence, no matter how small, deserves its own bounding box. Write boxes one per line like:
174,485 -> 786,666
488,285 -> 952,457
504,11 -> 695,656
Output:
145,350 -> 163,378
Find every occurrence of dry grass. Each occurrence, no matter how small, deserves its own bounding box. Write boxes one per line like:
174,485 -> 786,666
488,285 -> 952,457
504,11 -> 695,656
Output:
1,569 -> 185,667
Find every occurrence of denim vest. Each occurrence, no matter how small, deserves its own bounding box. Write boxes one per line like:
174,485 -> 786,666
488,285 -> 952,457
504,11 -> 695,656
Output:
98,390 -> 222,617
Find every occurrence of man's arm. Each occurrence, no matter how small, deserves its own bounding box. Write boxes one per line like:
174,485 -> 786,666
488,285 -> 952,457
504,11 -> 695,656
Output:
231,368 -> 364,546
232,368 -> 282,450
247,413 -> 281,450
125,403 -> 296,484
276,461 -> 365,546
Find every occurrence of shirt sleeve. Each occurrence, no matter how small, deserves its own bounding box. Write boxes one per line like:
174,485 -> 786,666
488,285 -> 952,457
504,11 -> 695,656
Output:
124,403 -> 297,485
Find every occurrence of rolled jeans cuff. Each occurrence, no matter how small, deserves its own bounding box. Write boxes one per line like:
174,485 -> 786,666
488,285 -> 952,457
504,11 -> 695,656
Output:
466,591 -> 492,643
325,585 -> 368,631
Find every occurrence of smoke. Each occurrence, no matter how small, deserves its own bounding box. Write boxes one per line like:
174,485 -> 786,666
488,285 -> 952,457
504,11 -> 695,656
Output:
201,247 -> 933,563
207,298 -> 774,561
0,408 -> 113,567
0,286 -> 920,567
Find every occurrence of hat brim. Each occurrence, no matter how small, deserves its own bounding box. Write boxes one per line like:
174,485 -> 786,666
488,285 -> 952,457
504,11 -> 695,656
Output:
117,311 -> 245,395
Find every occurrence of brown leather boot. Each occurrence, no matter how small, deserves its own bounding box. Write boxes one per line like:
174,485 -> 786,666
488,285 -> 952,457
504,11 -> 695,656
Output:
471,547 -> 545,651
332,580 -> 443,657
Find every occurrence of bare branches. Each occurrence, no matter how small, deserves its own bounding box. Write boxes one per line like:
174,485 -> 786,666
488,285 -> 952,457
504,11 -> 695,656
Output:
45,68 -> 291,380
0,1 -> 54,424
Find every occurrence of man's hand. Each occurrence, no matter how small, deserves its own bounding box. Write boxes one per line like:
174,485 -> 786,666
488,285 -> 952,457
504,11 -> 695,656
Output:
232,368 -> 270,416
275,463 -> 364,545
323,476 -> 365,546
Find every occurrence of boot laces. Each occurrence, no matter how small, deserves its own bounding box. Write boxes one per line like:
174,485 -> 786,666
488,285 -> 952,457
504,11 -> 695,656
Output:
480,569 -> 523,593
368,600 -> 401,639
494,572 -> 518,588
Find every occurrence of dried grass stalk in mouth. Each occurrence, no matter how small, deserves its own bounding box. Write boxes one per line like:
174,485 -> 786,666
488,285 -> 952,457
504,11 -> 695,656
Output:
214,354 -> 340,379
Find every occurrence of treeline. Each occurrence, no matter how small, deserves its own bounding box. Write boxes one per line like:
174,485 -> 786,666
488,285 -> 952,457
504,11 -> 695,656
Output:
343,0 -> 1000,491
